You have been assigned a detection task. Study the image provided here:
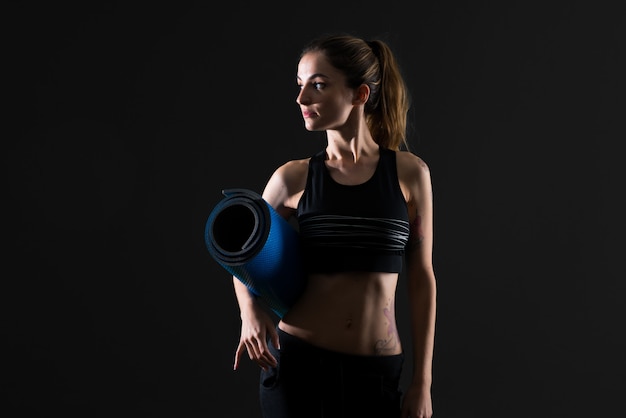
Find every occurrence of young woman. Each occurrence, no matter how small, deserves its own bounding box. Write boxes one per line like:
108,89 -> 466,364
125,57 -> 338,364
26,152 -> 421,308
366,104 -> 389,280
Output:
232,33 -> 437,418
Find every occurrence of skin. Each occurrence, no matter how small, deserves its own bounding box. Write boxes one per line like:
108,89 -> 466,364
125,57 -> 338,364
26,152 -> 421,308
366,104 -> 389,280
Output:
232,51 -> 436,418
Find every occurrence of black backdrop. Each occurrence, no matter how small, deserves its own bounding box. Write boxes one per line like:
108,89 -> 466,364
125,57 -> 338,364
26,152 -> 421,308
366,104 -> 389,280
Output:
5,1 -> 624,417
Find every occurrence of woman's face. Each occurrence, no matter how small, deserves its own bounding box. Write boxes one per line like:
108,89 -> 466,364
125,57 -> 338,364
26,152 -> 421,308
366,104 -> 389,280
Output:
296,51 -> 357,132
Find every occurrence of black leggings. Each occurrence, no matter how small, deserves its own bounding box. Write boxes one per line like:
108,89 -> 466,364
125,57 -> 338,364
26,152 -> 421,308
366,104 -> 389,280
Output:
259,328 -> 404,418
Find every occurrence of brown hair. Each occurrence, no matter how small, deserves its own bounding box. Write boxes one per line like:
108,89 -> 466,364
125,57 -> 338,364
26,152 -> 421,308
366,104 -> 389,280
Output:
301,34 -> 411,151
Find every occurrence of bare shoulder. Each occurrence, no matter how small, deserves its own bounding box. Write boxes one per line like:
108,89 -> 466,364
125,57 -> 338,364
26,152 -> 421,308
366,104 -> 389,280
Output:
277,157 -> 310,177
263,157 -> 310,213
394,150 -> 433,208
396,150 -> 431,182
271,157 -> 310,190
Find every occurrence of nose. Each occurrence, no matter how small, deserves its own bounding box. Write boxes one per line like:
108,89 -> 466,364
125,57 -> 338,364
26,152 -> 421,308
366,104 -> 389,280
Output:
296,86 -> 311,106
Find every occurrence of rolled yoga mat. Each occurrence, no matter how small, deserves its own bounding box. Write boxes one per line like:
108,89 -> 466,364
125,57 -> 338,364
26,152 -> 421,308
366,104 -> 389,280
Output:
204,188 -> 306,318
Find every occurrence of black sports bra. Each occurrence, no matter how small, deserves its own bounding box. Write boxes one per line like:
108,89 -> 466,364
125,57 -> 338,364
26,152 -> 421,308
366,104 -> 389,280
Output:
296,147 -> 410,273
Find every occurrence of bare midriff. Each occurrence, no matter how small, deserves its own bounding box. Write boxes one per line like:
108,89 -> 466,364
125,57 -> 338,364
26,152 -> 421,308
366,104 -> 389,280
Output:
278,271 -> 402,356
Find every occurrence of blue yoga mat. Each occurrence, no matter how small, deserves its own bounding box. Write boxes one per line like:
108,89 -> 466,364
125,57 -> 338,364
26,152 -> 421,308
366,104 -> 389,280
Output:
204,188 -> 306,318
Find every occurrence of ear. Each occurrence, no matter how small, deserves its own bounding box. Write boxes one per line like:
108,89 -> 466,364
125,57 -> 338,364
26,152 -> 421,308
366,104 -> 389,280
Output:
353,84 -> 370,105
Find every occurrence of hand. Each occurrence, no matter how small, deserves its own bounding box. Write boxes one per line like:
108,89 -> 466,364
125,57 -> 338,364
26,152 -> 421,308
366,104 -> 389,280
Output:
400,383 -> 433,418
233,302 -> 280,371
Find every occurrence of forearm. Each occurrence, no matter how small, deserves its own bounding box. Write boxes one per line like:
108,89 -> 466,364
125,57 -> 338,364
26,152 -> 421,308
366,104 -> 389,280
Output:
407,271 -> 437,386
233,277 -> 259,314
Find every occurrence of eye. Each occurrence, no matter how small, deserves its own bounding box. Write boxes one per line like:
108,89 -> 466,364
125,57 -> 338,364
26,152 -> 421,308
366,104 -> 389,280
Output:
296,80 -> 326,91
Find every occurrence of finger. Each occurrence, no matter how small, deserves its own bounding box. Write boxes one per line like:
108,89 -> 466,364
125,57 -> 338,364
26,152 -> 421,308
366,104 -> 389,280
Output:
256,335 -> 278,368
250,339 -> 273,369
268,326 -> 280,350
263,348 -> 278,367
245,340 -> 259,361
243,341 -> 267,370
233,342 -> 245,370
257,351 -> 276,370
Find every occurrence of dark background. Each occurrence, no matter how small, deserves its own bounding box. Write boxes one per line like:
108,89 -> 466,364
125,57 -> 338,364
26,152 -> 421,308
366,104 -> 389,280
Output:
4,1 -> 624,417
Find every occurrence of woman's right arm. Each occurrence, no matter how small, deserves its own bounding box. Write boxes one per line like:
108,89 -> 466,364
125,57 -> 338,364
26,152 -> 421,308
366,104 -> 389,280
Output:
232,278 -> 278,371
232,159 -> 307,371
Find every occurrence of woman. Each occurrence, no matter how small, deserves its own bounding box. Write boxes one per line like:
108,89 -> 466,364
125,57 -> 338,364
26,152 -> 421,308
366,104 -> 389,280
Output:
232,33 -> 437,418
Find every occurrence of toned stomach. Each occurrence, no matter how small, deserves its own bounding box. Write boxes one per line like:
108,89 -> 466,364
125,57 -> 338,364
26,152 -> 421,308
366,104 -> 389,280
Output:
278,271 -> 402,356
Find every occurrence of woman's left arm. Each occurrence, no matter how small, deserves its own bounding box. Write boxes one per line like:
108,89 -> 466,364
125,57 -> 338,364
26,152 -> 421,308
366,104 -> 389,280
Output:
398,152 -> 437,418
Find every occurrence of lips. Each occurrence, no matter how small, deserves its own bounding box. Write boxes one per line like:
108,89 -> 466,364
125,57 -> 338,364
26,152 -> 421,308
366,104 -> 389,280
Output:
301,110 -> 317,118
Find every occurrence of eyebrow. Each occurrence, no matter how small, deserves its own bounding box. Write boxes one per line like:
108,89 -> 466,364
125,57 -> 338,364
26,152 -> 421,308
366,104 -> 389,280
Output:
296,73 -> 330,81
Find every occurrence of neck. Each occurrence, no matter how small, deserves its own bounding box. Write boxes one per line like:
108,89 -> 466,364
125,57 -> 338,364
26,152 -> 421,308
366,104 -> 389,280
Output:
325,118 -> 377,163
